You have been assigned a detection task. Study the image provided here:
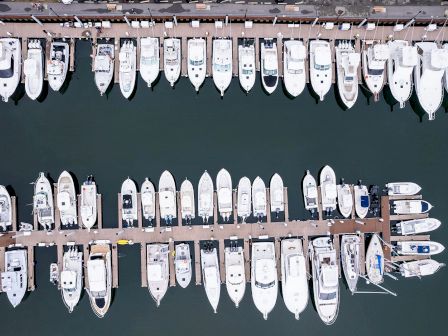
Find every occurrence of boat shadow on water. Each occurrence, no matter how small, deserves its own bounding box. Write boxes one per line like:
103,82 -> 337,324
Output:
306,83 -> 321,104
409,91 -> 427,123
383,85 -> 400,112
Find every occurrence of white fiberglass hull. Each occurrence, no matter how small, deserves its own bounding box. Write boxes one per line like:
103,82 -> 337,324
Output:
238,44 -> 256,93
396,218 -> 441,235
386,182 -> 421,196
158,170 -> 177,224
80,177 -> 97,230
0,38 -> 21,102
1,249 -> 27,308
225,246 -> 246,308
175,243 -> 192,288
61,247 -> 83,313
283,40 -> 306,97
366,234 -> 384,285
187,38 -> 206,92
57,170 -> 77,226
269,173 -> 284,214
140,37 -> 160,87
216,168 -> 232,222
201,248 -> 221,313
119,41 -> 136,99
180,179 -> 195,221
340,235 -> 360,293
397,241 -> 444,256
24,40 -> 43,100
212,39 -> 232,96
337,184 -> 353,218
34,172 -> 54,230
400,259 -> 444,278
164,38 -> 181,87
252,177 -> 267,220
94,44 -> 114,95
237,177 -> 252,222
47,42 -> 69,92
121,178 -> 138,226
320,165 -> 337,214
354,184 -> 369,219
302,170 -> 318,212
141,178 -> 155,221
309,40 -> 332,101
335,43 -> 360,109
0,185 -> 12,230
260,40 -> 278,94
198,171 -> 214,223
147,244 -> 169,306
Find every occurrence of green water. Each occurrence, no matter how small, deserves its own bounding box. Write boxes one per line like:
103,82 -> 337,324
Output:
0,40 -> 447,335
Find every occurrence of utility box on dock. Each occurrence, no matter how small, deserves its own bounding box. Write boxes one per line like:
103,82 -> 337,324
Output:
244,21 -> 253,29
394,24 -> 404,32
191,20 -> 200,28
339,23 -> 351,31
323,22 -> 334,30
366,23 -> 376,31
426,24 -> 437,32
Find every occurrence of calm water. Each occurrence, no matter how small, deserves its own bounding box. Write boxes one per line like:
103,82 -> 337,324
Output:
0,40 -> 447,335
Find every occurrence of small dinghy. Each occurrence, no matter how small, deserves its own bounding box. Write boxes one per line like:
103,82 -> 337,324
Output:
340,235 -> 360,294
175,243 -> 192,288
158,170 -> 177,225
386,182 -> 421,196
396,241 -> 444,256
140,37 -> 160,87
224,243 -> 246,308
147,243 -> 169,306
201,244 -> 221,313
216,169 -> 232,222
252,177 -> 267,222
24,39 -> 43,100
320,165 -> 337,216
57,170 -> 77,226
269,173 -> 284,217
337,180 -> 353,218
141,178 -> 155,223
180,179 -> 195,224
163,38 -> 181,87
354,182 -> 369,219
392,200 -> 433,214
302,170 -> 318,214
80,176 -> 97,231
198,171 -> 214,224
365,234 -> 384,285
33,172 -> 54,230
60,246 -> 83,313
121,178 -> 137,227
237,177 -> 252,222
400,259 -> 445,278
396,218 -> 441,235
0,185 -> 12,231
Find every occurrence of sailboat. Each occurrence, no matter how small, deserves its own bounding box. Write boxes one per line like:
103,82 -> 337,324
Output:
118,40 -> 136,99
336,180 -> 353,218
260,38 -> 278,94
163,38 -> 181,87
47,41 -> 69,92
302,170 -> 318,214
187,38 -> 206,92
180,179 -> 195,224
365,234 -> 384,285
1,248 -> 27,307
198,171 -> 214,224
141,178 -> 155,223
224,244 -> 246,308
252,177 -> 267,222
335,40 -> 360,109
362,40 -> 389,101
24,39 -> 44,100
0,38 -> 21,102
158,170 -> 177,225
237,177 -> 251,222
60,246 -> 83,313
340,235 -> 360,294
212,38 -> 232,96
33,172 -> 54,230
140,37 -> 160,87
309,40 -> 332,100
400,259 -> 444,278
396,218 -> 441,235
238,40 -> 256,93
216,168 -> 232,222
396,241 -> 444,256
147,243 -> 169,306
57,171 -> 77,226
386,182 -> 421,196
319,165 -> 337,216
121,178 -> 137,227
175,243 -> 192,288
283,40 -> 306,97
392,200 -> 432,214
269,173 -> 284,217
354,182 -> 369,219
93,43 -> 114,95
201,245 -> 221,313
80,175 -> 97,231
0,185 -> 12,231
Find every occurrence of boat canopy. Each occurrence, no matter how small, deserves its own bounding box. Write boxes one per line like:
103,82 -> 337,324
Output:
255,191 -> 266,207
321,265 -> 338,287
315,47 -> 331,65
148,264 -> 163,281
373,44 -> 389,61
401,46 -> 418,66
324,185 -> 337,198
342,194 -> 353,206
94,56 -> 111,72
430,48 -> 448,69
88,259 -> 106,292
61,270 -> 77,290
264,51 -> 277,71
307,185 -> 318,198
24,59 -> 37,76
57,191 -> 72,211
122,194 -> 133,209
255,259 -> 276,283
360,195 -> 369,208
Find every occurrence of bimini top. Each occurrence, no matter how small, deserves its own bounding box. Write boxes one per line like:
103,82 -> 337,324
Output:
88,259 -> 106,293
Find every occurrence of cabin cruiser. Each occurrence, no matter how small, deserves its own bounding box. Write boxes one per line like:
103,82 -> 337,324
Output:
201,245 -> 221,313
251,241 -> 277,320
198,171 -> 214,223
366,234 -> 384,285
392,200 -> 432,214
47,41 -> 69,92
163,38 -> 181,87
302,170 -> 318,215
1,248 -> 27,307
269,173 -> 284,217
362,41 -> 389,101
0,38 -> 21,102
24,39 -> 43,100
386,182 -> 421,196
320,165 -> 337,216
80,175 -> 97,231
252,177 -> 267,222
281,239 -> 308,320
0,185 -> 12,231
309,40 -> 332,100
283,40 -> 306,97
121,178 -> 137,227
396,241 -> 444,256
238,40 -> 256,93
212,38 -> 232,96
396,218 -> 441,235
187,38 -> 206,92
60,246 -> 83,313
147,243 -> 169,306
216,168 -> 232,222
93,43 -> 114,95
159,170 -> 177,224
118,40 -> 136,99
336,180 -> 353,218
141,178 -> 155,223
140,37 -> 159,87
340,235 -> 360,294
414,42 -> 448,120
309,237 -> 339,325
224,244 -> 246,308
175,243 -> 192,288
260,39 -> 278,94
33,172 -> 54,230
400,259 -> 445,278
354,182 -> 369,219
57,171 -> 77,226
237,177 -> 251,222
180,179 -> 195,224
335,40 -> 360,109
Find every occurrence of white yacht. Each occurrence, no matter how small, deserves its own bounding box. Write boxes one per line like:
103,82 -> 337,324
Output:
392,200 -> 432,214
386,182 -> 421,196
57,170 -> 77,226
260,39 -> 278,94
269,173 -> 284,217
302,170 -> 318,215
340,235 -> 360,294
252,177 -> 267,222
47,41 -> 69,92
24,39 -> 43,100
180,179 -> 195,224
414,42 -> 448,120
238,40 -> 256,93
201,246 -> 221,313
237,177 -> 251,222
187,38 -> 206,92
397,241 -> 444,256
93,43 -> 114,95
400,259 -> 444,278
163,38 -> 181,87
60,246 -> 83,313
362,41 -> 389,101
396,218 -> 441,235
0,38 -> 21,102
198,171 -> 214,224
121,178 -> 137,227
335,40 -> 360,109
175,243 -> 192,288
140,37 -> 159,87
336,180 -> 353,218
216,168 -> 232,222
141,178 -> 155,223
1,248 -> 27,308
212,38 -> 232,96
33,172 -> 54,230
309,40 -> 332,100
80,175 -> 97,231
366,234 -> 384,285
354,182 -> 369,219
0,185 -> 12,231
118,40 -> 136,99
319,165 -> 337,216
281,238 -> 308,320
224,244 -> 246,308
158,170 -> 177,224
283,40 -> 306,97
147,243 -> 169,306
309,237 -> 339,325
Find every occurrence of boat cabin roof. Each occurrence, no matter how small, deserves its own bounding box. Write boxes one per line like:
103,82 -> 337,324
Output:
401,46 -> 418,66
61,270 -> 77,289
0,44 -> 12,69
148,264 -> 163,280
315,47 -> 331,65
373,44 -> 389,61
57,191 -> 72,211
88,259 -> 106,292
430,48 -> 448,69
321,264 -> 338,287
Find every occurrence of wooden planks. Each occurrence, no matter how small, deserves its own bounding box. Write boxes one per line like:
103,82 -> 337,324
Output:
83,244 -> 90,289
111,243 -> 119,288
194,240 -> 201,285
140,243 -> 147,287
0,247 -> 5,292
244,238 -> 251,283
219,239 -> 225,283
27,245 -> 35,291
169,240 -> 176,287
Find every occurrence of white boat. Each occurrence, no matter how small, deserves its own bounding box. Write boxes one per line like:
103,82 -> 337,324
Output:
392,200 -> 432,214
252,176 -> 267,221
57,170 -> 77,226
340,235 -> 360,294
50,263 -> 59,285
260,39 -> 278,94
33,172 -> 54,230
309,237 -> 339,325
445,43 -> 448,92
396,218 -> 441,235
238,41 -> 256,93
0,185 -> 12,231
386,182 -> 421,196
283,40 -> 306,97
0,38 -> 21,102
302,170 -> 318,214
309,40 -> 332,101
269,173 -> 284,217
362,41 -> 389,101
175,243 -> 192,288
251,241 -> 277,320
387,40 -> 417,108
187,38 -> 206,92
400,259 -> 445,278
397,241 -> 444,256
1,248 -> 27,308
198,171 -> 214,223
93,43 -> 114,95
212,38 -> 232,96
201,246 -> 221,313
320,165 -> 337,216
147,243 -> 169,306
237,177 -> 251,222
365,234 -> 384,285
80,175 -> 97,231
281,238 -> 308,320
60,246 -> 83,313
335,40 -> 360,109
87,243 -> 112,318
163,38 -> 181,87
47,42 -> 69,92
414,42 -> 448,120
141,178 -> 155,223
180,179 -> 195,224
224,244 -> 245,308
354,182 -> 369,219
118,40 -> 136,99
140,37 -> 159,87
216,168 -> 232,222
336,181 -> 353,218
24,39 -> 43,100
121,178 -> 137,227
158,170 -> 176,224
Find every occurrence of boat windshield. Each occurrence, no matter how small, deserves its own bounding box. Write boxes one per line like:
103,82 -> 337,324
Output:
319,291 -> 337,300
255,280 -> 275,289
0,59 -> 13,78
141,56 -> 158,65
367,68 -> 384,76
214,63 -> 231,72
242,68 -> 253,75
263,69 -> 277,76
344,76 -> 354,82
190,59 -> 203,66
314,63 -> 330,71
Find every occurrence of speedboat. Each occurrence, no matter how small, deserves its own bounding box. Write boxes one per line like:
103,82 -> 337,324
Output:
336,180 -> 353,218
366,234 -> 384,285
362,41 -> 389,101
158,170 -> 177,224
1,248 -> 27,307
60,246 -> 83,313
340,235 -> 360,294
397,241 -> 444,256
392,200 -> 432,214
93,43 -> 114,95
251,241 -> 277,320
33,172 -> 54,230
216,168 -> 232,222
309,237 -> 339,325
121,178 -> 137,227
147,243 -> 169,306
175,243 -> 192,288
320,165 -> 337,216
252,177 -> 267,222
141,178 -> 155,223
180,179 -> 195,224
386,182 -> 421,196
335,40 -> 360,109
212,38 -> 232,96
260,38 -> 278,94
0,185 -> 12,231
201,245 -> 221,313
47,41 -> 69,92
309,40 -> 332,100
238,40 -> 256,93
283,40 -> 306,97
414,42 -> 448,120
269,173 -> 284,217
0,38 -> 21,102
237,177 -> 251,222
24,39 -> 43,100
224,244 -> 245,308
118,40 -> 136,99
57,170 -> 77,226
80,175 -> 97,231
187,38 -> 206,92
354,182 -> 369,219
400,259 -> 445,278
198,171 -> 214,224
163,38 -> 181,87
387,40 -> 417,108
140,37 -> 159,87
87,243 -> 112,318
302,170 -> 318,214
281,238 -> 308,320
396,218 -> 441,235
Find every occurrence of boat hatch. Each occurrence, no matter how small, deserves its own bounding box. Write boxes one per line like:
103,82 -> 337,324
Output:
88,259 -> 106,292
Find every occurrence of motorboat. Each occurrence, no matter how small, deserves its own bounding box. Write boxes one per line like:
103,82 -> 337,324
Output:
386,182 -> 421,196
33,172 -> 54,230
336,180 -> 353,218
121,178 -> 137,227
0,185 -> 12,231
260,38 -> 278,94
224,244 -> 246,308
201,245 -> 221,313
118,40 -> 136,99
0,38 -> 21,102
396,218 -> 441,235
1,248 -> 27,307
354,182 -> 369,219
269,173 -> 284,217
396,241 -> 444,256
252,177 -> 267,222
283,40 -> 306,97
362,41 -> 389,101
141,178 -> 155,223
212,38 -> 232,96
302,170 -> 318,214
158,170 -> 177,224
50,263 -> 59,285
24,39 -> 43,100
309,237 -> 339,325
57,170 -> 77,226
163,38 -> 181,87
400,259 -> 445,278
251,241 -> 277,320
80,175 -> 97,231
147,243 -> 169,306
93,43 -> 114,95
47,41 -> 69,92
392,200 -> 432,214
281,238 -> 308,320
340,235 -> 360,294
216,168 -> 232,222
335,40 -> 360,109
198,171 -> 214,224
237,177 -> 251,222
140,37 -> 159,87
365,234 -> 384,285
187,38 -> 206,92
319,165 -> 337,216
238,40 -> 256,93
309,40 -> 332,100
60,246 -> 83,313
175,243 -> 192,288
180,179 -> 195,224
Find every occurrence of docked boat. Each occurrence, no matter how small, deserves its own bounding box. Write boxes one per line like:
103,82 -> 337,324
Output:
354,182 -> 369,219
57,170 -> 77,226
362,41 -> 389,101
60,246 -> 83,313
319,165 -> 337,216
392,200 -> 432,215
309,39 -> 332,100
281,238 -> 308,320
80,175 -> 97,231
386,182 -> 421,196
147,243 -> 169,306
212,38 -> 232,96
198,171 -> 214,224
33,172 -> 54,230
175,243 -> 192,288
366,234 -> 384,285
309,237 -> 339,325
397,241 -> 444,256
187,38 -> 206,92
336,180 -> 353,218
224,244 -> 246,308
180,179 -> 195,224
93,43 -> 114,95
50,263 -> 59,285
24,39 -> 43,100
340,235 -> 360,294
269,173 -> 284,217
237,177 -> 252,222
335,40 -> 360,109
238,40 -> 256,93
302,170 -> 318,214
283,40 -> 306,97
163,38 -> 181,87
400,259 -> 445,278
0,38 -> 21,102
252,177 -> 267,222
140,37 -> 159,87
118,40 -> 136,99
396,218 -> 441,235
121,178 -> 137,227
141,178 -> 155,223
0,185 -> 12,231
1,248 -> 27,307
260,38 -> 278,94
251,241 -> 277,320
158,170 -> 177,224
216,168 -> 232,222
201,245 -> 221,313
47,41 -> 69,92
